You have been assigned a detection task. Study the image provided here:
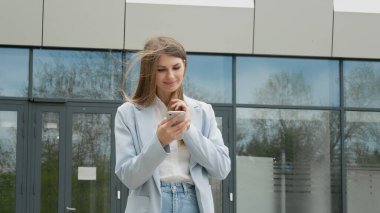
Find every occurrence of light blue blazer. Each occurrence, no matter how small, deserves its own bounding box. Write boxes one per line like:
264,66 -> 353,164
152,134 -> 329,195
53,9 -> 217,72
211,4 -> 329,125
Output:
115,96 -> 231,213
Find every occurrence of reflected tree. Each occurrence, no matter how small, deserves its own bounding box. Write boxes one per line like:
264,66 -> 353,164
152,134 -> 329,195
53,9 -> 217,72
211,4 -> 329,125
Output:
0,126 -> 17,213
345,63 -> 380,108
237,71 -> 336,162
255,72 -> 312,106
345,63 -> 380,165
71,114 -> 111,213
33,51 -> 122,100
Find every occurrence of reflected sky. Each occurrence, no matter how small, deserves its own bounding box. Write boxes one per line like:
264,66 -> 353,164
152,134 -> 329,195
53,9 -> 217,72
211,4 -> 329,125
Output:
185,55 -> 232,103
237,57 -> 339,106
0,48 -> 29,97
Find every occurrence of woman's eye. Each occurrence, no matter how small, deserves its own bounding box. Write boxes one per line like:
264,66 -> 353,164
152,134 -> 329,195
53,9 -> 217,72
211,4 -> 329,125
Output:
157,69 -> 165,72
173,66 -> 180,70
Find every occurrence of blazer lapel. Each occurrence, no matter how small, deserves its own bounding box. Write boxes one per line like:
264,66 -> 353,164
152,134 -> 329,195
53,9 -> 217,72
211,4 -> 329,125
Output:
184,96 -> 202,169
134,105 -> 157,152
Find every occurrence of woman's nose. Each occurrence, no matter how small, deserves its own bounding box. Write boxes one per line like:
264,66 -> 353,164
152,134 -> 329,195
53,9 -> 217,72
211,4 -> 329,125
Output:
166,69 -> 175,78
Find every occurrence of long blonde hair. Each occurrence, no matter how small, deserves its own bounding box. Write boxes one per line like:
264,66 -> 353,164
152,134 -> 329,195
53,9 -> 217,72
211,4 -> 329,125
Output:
121,36 -> 187,108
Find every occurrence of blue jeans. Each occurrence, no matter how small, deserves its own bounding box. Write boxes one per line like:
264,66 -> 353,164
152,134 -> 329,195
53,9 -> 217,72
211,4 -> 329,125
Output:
161,182 -> 200,213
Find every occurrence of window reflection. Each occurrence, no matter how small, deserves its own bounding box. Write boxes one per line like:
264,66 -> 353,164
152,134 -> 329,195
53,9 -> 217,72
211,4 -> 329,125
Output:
33,49 -> 122,100
121,53 -> 233,104
236,108 -> 341,213
344,61 -> 380,108
0,48 -> 29,97
0,111 -> 17,213
185,55 -> 232,103
345,111 -> 380,213
236,57 -> 339,106
41,112 -> 59,213
71,113 -> 111,213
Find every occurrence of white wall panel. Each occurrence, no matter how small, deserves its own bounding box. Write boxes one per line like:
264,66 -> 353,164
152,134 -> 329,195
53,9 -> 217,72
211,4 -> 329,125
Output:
254,0 -> 333,57
43,0 -> 125,49
125,3 -> 254,54
333,3 -> 380,59
0,0 -> 43,46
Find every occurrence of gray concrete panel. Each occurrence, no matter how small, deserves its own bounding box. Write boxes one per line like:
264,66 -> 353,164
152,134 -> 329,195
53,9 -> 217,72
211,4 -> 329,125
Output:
254,0 -> 333,57
125,3 -> 254,54
43,0 -> 125,49
0,0 -> 43,46
333,12 -> 380,59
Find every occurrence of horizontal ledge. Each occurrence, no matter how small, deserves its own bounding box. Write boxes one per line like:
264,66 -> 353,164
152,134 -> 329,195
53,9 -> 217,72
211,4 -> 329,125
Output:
126,0 -> 254,8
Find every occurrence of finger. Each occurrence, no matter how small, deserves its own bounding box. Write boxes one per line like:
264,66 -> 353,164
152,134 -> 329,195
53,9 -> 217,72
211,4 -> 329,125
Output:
174,120 -> 190,133
158,117 -> 169,126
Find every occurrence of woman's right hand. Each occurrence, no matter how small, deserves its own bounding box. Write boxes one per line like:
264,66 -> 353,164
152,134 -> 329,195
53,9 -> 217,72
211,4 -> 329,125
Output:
156,116 -> 190,146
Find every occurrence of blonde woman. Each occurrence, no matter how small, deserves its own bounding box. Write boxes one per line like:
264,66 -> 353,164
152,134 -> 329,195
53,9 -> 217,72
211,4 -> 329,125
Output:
115,36 -> 230,213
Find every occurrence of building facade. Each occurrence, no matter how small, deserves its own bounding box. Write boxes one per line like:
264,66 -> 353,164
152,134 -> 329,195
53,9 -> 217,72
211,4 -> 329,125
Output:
0,0 -> 380,213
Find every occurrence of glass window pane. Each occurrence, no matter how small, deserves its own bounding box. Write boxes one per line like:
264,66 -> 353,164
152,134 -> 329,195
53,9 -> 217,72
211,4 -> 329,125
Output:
184,55 -> 232,103
344,61 -> 380,108
41,112 -> 60,213
0,48 -> 29,97
345,111 -> 380,213
71,113 -> 111,213
121,52 -> 140,99
33,49 -> 122,100
236,108 -> 341,213
0,111 -> 17,213
236,57 -> 339,106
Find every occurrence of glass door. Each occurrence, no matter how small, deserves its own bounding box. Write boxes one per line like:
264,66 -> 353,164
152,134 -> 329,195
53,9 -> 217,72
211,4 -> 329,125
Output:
32,104 -> 65,213
213,107 -> 233,213
64,105 -> 117,213
0,102 -> 27,213
31,103 -> 119,213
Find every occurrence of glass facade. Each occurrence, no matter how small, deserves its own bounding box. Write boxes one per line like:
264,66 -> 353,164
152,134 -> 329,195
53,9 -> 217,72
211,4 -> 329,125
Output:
0,48 -> 29,97
344,61 -> 380,108
236,108 -> 341,213
185,55 -> 232,103
237,57 -> 339,106
33,49 -> 122,100
1,46 -> 380,213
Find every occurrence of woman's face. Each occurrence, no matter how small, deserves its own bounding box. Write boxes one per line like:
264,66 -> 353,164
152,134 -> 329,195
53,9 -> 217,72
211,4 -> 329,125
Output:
155,54 -> 185,100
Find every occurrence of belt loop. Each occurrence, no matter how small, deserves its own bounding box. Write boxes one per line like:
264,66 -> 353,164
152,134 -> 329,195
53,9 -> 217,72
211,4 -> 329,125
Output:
182,183 -> 188,195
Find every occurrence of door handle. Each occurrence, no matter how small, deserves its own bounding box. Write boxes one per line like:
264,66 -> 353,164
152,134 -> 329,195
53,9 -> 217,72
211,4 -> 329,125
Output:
66,207 -> 77,211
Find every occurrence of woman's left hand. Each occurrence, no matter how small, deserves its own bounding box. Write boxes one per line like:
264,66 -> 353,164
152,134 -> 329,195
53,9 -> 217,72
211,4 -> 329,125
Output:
170,99 -> 191,127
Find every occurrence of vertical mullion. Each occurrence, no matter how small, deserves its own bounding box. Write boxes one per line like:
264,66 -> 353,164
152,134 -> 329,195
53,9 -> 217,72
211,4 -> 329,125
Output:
340,60 -> 347,213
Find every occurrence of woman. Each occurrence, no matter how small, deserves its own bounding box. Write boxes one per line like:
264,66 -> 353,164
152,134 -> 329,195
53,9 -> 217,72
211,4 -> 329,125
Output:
115,36 -> 231,213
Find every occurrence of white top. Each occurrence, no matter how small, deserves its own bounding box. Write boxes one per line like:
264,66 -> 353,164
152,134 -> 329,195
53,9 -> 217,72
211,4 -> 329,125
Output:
153,97 -> 193,184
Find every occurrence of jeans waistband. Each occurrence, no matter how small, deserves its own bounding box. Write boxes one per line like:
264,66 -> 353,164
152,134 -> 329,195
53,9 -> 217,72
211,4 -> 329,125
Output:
160,181 -> 195,193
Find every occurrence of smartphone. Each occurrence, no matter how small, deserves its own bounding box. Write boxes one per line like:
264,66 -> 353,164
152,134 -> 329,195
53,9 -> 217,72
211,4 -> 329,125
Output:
167,111 -> 186,125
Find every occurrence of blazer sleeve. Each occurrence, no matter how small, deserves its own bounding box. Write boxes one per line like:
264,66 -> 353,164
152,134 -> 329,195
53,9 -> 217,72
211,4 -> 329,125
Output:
183,104 -> 231,180
114,106 -> 167,190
